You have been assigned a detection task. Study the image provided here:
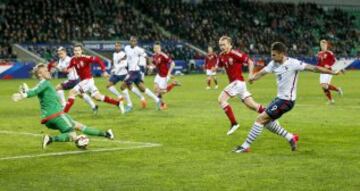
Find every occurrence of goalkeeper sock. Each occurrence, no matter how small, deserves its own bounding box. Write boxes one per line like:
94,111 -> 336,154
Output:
51,133 -> 71,142
81,126 -> 106,137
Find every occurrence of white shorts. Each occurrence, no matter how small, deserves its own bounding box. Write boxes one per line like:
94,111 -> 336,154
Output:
206,69 -> 216,76
154,74 -> 169,90
223,80 -> 252,100
320,74 -> 333,84
73,78 -> 99,96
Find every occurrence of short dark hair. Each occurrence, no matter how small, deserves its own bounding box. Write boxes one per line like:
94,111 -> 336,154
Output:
271,42 -> 287,53
74,43 -> 84,49
115,41 -> 121,45
154,41 -> 161,46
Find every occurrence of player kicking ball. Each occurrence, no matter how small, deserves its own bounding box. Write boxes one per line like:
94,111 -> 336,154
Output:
233,42 -> 340,153
151,41 -> 180,110
12,64 -> 114,149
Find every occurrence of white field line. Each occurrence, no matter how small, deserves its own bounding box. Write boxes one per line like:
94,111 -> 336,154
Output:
0,130 -> 162,161
0,130 -> 161,145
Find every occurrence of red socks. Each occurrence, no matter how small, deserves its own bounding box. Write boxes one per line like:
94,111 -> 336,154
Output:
223,105 -> 237,125
167,83 -> 175,92
63,98 -> 75,113
257,105 -> 265,113
104,96 -> 119,106
328,84 -> 339,91
323,89 -> 332,101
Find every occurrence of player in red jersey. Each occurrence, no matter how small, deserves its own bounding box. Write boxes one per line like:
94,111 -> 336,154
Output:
217,36 -> 267,135
63,43 -> 124,113
317,40 -> 343,104
151,41 -> 180,110
204,46 -> 218,90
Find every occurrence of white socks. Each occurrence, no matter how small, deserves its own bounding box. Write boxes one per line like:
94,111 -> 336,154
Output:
108,86 -> 122,98
122,89 -> 132,107
145,88 -> 160,102
57,90 -> 66,107
131,86 -> 145,100
82,93 -> 96,109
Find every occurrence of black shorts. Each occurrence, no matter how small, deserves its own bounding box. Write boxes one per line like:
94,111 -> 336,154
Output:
265,98 -> 295,120
109,74 -> 126,85
125,71 -> 143,85
61,79 -> 80,90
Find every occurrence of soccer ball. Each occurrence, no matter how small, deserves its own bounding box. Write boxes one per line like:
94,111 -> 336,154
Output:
75,134 -> 89,149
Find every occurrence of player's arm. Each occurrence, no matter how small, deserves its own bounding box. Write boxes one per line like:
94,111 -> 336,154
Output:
247,58 -> 255,78
304,64 -> 338,75
167,60 -> 175,79
92,56 -> 109,78
248,68 -> 269,84
12,81 -> 49,102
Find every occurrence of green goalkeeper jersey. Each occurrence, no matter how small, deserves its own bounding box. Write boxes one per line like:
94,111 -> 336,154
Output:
26,79 -> 62,119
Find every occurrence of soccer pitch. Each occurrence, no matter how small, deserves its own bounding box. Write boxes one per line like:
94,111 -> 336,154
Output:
0,72 -> 359,190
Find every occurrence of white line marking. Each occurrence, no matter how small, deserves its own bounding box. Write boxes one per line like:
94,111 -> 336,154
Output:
0,145 -> 160,161
0,130 -> 161,145
0,130 -> 162,161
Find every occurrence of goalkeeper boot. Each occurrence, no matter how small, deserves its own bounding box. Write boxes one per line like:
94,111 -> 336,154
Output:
42,135 -> 52,149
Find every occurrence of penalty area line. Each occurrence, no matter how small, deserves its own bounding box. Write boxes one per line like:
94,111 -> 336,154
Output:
0,130 -> 162,161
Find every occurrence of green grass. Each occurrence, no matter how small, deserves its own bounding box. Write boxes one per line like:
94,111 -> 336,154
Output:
0,71 -> 359,191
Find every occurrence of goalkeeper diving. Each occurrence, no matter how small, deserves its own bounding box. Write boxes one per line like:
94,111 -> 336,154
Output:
12,63 -> 114,149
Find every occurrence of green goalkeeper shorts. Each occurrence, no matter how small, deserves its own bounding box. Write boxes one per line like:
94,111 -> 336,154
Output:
45,114 -> 75,133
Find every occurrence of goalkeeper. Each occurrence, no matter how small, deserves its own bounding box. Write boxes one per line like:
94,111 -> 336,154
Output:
12,63 -> 114,149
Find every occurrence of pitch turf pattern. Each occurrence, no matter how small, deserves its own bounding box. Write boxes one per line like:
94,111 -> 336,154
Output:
0,72 -> 359,190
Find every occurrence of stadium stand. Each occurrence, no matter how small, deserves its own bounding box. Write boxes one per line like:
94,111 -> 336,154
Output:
131,0 -> 359,57
0,0 -> 358,59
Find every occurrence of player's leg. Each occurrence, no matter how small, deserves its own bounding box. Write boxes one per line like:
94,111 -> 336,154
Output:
120,81 -> 133,111
212,75 -> 218,89
326,75 -> 343,95
90,81 -> 125,113
125,73 -> 147,108
166,78 -> 180,93
55,83 -> 66,108
154,82 -> 167,110
243,97 -> 266,114
137,82 -> 161,109
218,86 -> 239,135
42,115 -> 78,148
135,72 -> 160,108
73,121 -> 113,139
79,93 -> 98,114
154,75 -> 168,109
206,74 -> 211,89
320,74 -> 334,103
107,75 -> 123,98
63,87 -> 80,113
234,98 -> 298,153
